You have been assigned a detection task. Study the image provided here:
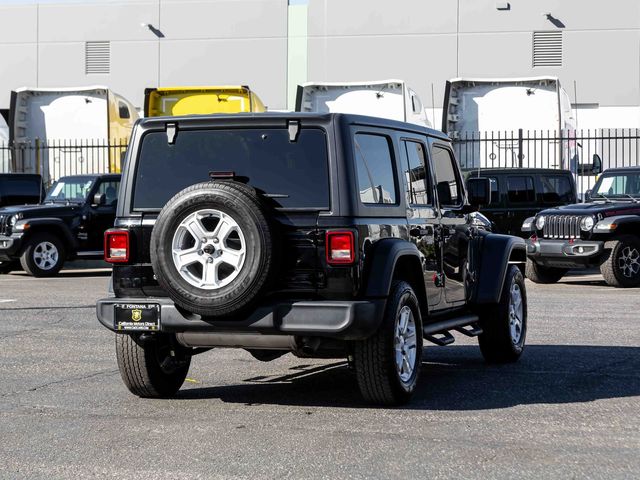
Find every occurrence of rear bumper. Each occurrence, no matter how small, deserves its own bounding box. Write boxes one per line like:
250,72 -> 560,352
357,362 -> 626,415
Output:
96,297 -> 386,341
526,238 -> 605,268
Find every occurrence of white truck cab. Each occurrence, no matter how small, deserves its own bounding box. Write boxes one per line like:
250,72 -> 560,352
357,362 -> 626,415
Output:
296,80 -> 431,128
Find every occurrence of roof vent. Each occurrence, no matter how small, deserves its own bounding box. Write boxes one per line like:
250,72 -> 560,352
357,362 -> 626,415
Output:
85,41 -> 110,74
533,31 -> 562,67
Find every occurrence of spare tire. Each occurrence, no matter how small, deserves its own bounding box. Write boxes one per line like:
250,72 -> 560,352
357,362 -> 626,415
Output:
150,181 -> 277,317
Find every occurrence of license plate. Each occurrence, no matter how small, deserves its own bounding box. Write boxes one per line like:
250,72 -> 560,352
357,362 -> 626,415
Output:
114,303 -> 160,331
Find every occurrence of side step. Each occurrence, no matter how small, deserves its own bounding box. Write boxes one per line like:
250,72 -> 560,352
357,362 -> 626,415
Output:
423,314 -> 482,346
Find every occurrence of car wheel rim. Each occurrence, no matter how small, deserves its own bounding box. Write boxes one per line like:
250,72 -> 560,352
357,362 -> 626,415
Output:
509,282 -> 524,345
617,246 -> 640,278
394,305 -> 417,383
171,209 -> 246,290
33,241 -> 59,271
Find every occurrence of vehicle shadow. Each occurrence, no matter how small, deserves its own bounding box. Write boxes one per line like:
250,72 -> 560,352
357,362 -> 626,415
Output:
9,269 -> 111,278
176,344 -> 640,410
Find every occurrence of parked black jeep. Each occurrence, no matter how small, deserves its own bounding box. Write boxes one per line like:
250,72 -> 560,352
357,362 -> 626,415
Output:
523,167 -> 640,287
465,168 -> 577,237
96,113 -> 528,405
0,173 -> 45,207
0,174 -> 120,276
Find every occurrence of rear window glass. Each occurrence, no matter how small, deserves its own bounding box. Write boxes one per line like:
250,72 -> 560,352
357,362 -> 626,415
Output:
507,176 -> 535,203
541,175 -> 574,203
133,128 -> 329,210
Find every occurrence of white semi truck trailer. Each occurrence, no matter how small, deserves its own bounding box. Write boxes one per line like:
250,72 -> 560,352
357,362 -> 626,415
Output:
296,80 -> 432,128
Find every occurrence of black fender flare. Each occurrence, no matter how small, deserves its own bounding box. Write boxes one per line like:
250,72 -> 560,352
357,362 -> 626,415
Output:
364,239 -> 427,306
15,218 -> 77,250
473,233 -> 526,304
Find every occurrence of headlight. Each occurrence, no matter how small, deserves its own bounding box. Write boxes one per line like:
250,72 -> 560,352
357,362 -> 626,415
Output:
535,215 -> 545,230
8,215 -> 19,227
580,216 -> 595,231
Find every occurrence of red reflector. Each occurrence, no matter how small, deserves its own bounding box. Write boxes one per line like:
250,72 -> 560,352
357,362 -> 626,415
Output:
104,230 -> 129,263
326,231 -> 355,265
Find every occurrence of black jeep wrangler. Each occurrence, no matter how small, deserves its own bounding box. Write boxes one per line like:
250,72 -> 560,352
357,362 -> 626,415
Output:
97,113 -> 528,405
523,167 -> 640,287
466,168 -> 577,237
0,174 -> 120,276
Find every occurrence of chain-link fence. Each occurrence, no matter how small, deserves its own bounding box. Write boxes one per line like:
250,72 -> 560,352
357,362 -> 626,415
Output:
0,138 -> 129,185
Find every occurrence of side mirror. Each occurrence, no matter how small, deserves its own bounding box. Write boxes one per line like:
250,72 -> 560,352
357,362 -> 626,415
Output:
584,189 -> 592,201
93,193 -> 106,206
592,154 -> 602,175
578,153 -> 603,176
466,177 -> 491,207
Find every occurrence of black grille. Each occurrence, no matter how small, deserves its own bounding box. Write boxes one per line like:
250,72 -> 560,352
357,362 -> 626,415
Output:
0,215 -> 10,236
542,215 -> 582,239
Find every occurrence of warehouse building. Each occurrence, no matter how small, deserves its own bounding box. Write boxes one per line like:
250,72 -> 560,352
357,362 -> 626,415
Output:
0,0 -> 638,130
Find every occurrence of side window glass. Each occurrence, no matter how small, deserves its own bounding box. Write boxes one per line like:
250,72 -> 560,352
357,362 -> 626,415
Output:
402,140 -> 431,205
489,177 -> 499,204
95,180 -> 120,205
431,145 -> 462,206
541,176 -> 573,203
354,133 -> 397,205
118,102 -> 130,119
507,176 -> 535,203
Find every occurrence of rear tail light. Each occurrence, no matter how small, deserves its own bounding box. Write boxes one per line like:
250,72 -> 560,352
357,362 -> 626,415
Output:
104,229 -> 130,263
326,231 -> 355,265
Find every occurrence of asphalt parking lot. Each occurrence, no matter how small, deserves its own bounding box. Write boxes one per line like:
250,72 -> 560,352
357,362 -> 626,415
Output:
0,268 -> 638,479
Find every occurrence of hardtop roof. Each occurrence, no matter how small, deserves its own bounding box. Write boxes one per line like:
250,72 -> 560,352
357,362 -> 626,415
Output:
136,112 -> 449,141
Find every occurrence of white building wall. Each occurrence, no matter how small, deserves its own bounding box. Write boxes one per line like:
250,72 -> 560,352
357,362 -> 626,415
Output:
0,0 -> 637,132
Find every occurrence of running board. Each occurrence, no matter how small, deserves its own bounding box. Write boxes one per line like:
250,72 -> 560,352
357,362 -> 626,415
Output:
423,314 -> 481,346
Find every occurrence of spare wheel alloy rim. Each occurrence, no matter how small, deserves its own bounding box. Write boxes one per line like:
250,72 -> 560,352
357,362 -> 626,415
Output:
33,241 -> 59,271
171,209 -> 247,290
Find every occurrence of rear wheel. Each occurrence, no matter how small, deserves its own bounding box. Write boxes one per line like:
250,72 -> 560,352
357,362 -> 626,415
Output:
20,233 -> 65,277
478,265 -> 527,363
354,281 -> 423,405
600,235 -> 640,287
525,259 -> 567,284
115,333 -> 191,398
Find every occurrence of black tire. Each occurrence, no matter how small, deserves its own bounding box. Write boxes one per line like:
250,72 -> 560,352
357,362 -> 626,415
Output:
354,281 -> 423,405
600,235 -> 640,288
525,259 -> 567,284
115,333 -> 191,398
478,265 -> 527,363
150,181 -> 277,317
19,233 -> 65,277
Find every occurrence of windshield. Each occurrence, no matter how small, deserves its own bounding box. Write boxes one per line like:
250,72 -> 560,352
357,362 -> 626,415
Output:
592,172 -> 640,198
133,128 -> 330,210
45,177 -> 95,203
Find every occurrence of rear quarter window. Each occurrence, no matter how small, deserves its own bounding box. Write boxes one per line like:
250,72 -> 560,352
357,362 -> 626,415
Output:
353,133 -> 397,205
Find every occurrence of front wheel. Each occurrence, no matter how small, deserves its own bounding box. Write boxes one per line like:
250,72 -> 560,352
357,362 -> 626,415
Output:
354,281 -> 423,405
19,233 -> 65,277
478,265 -> 527,363
525,259 -> 567,284
600,235 -> 640,287
115,333 -> 191,398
